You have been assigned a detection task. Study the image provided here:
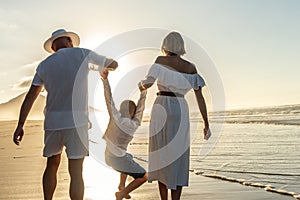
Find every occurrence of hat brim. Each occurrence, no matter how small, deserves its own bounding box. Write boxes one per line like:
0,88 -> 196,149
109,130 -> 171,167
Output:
43,31 -> 80,53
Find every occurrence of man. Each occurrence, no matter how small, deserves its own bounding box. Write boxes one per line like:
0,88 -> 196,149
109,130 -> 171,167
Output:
12,29 -> 118,200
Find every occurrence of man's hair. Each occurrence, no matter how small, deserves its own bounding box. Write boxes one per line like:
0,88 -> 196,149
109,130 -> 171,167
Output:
51,37 -> 71,51
120,100 -> 137,118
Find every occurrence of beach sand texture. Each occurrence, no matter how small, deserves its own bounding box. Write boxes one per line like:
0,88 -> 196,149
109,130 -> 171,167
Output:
0,120 -> 297,199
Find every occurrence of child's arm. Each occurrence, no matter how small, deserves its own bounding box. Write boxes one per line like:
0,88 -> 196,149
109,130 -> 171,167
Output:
101,70 -> 119,117
133,89 -> 147,125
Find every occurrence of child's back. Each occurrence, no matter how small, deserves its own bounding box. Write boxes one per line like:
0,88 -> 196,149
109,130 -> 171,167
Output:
100,69 -> 148,200
102,77 -> 146,157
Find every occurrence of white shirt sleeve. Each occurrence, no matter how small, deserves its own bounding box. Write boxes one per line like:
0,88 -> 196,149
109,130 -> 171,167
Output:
32,72 -> 44,86
84,49 -> 107,72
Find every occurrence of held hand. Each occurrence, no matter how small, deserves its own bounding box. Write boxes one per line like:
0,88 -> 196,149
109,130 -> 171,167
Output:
100,68 -> 109,79
13,125 -> 24,145
138,82 -> 146,91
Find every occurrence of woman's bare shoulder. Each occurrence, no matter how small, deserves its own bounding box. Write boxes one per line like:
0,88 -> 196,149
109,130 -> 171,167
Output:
154,56 -> 166,64
154,56 -> 197,74
181,58 -> 197,74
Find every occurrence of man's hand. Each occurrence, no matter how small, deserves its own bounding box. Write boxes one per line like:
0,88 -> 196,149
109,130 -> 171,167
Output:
104,58 -> 118,71
100,68 -> 109,79
12,85 -> 42,145
13,125 -> 24,145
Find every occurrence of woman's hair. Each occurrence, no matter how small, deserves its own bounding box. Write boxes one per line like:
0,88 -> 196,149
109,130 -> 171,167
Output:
120,100 -> 137,118
161,31 -> 186,56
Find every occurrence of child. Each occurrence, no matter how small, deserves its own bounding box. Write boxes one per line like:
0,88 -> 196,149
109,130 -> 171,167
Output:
100,69 -> 148,200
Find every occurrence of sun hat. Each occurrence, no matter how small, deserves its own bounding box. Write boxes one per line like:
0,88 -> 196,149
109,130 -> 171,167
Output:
43,29 -> 80,53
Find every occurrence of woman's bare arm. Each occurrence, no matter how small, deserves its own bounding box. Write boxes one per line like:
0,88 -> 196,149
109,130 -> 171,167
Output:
194,88 -> 209,134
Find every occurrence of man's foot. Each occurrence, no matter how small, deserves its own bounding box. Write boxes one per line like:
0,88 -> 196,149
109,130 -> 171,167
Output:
117,186 -> 131,199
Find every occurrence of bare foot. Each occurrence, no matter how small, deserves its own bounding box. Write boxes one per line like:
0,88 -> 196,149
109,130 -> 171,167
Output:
118,186 -> 131,199
115,191 -> 124,200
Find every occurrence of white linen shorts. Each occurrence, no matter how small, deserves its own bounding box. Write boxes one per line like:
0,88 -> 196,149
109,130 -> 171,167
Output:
105,150 -> 146,179
43,126 -> 89,159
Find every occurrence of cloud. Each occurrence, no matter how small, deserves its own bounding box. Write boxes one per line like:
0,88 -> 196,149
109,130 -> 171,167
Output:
22,61 -> 40,69
0,8 -> 19,31
13,76 -> 33,90
6,60 -> 41,81
0,21 -> 17,30
20,61 -> 40,75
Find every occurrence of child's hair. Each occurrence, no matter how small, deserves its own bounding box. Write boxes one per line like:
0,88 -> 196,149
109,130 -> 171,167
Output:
120,100 -> 137,118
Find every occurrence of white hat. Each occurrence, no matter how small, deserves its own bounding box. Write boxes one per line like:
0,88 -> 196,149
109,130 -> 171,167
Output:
43,29 -> 80,53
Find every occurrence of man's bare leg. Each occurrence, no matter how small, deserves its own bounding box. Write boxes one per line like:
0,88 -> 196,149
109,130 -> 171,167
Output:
118,173 -> 131,199
115,173 -> 148,200
43,154 -> 61,200
68,158 -> 84,200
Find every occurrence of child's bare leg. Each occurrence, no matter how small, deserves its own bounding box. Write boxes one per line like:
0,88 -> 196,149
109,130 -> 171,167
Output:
118,173 -> 131,199
116,173 -> 148,200
118,173 -> 127,190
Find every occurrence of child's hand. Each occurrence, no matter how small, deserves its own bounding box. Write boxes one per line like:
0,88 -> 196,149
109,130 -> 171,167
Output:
100,68 -> 109,79
138,82 -> 147,91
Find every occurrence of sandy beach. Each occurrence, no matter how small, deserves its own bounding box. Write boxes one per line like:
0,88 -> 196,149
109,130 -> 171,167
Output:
1,120 -> 297,199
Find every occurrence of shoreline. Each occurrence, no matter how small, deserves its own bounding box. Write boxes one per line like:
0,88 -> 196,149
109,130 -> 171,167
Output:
131,169 -> 297,200
1,120 -> 299,199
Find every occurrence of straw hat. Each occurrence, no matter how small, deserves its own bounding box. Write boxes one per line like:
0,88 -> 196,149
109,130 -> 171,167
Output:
43,29 -> 80,53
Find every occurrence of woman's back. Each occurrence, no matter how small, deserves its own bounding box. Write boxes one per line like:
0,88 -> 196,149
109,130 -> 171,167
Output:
143,31 -> 209,199
155,55 -> 197,75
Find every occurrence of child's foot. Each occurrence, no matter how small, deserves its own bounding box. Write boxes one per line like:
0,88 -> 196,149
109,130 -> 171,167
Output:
115,191 -> 127,200
117,186 -> 131,199
115,191 -> 122,200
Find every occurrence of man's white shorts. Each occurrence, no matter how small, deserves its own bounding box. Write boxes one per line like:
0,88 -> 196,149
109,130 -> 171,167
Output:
43,126 -> 89,159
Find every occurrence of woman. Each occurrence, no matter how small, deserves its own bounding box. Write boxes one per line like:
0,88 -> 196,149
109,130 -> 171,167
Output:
139,32 -> 209,200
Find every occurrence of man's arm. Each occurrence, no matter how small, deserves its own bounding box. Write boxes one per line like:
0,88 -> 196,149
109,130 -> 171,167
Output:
104,58 -> 118,71
13,85 -> 43,145
87,50 -> 118,71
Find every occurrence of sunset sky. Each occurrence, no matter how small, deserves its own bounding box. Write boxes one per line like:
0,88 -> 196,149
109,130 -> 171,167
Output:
0,0 -> 299,110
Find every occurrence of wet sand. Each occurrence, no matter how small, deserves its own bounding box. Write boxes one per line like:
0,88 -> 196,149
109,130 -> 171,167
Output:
0,120 -> 295,199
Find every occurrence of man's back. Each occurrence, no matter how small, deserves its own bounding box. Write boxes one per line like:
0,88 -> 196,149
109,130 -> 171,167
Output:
13,29 -> 117,200
39,48 -> 87,111
33,47 -> 106,130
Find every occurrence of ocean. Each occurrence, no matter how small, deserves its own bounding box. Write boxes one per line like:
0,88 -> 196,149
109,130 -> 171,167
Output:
129,104 -> 300,198
1,104 -> 299,199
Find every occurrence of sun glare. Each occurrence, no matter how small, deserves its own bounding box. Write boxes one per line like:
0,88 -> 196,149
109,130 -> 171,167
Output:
83,156 -> 119,200
84,51 -> 158,200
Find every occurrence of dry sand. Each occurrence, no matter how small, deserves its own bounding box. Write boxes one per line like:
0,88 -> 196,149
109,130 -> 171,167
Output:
0,120 -> 295,199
